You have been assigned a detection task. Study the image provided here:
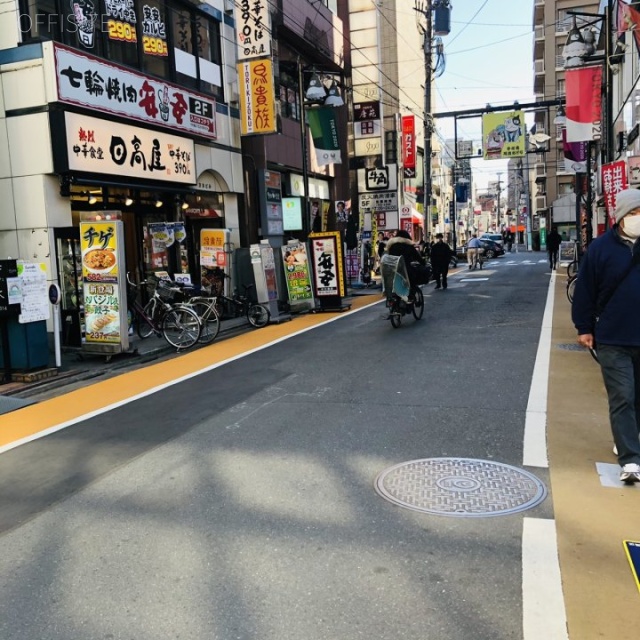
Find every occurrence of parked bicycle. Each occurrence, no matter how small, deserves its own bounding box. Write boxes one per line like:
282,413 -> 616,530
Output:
126,273 -> 201,350
566,273 -> 577,304
181,294 -> 221,344
209,270 -> 270,327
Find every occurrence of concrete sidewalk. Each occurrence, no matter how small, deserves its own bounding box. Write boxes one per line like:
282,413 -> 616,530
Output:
548,272 -> 640,635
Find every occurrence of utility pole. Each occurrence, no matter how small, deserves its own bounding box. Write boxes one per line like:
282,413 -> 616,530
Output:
415,1 -> 433,241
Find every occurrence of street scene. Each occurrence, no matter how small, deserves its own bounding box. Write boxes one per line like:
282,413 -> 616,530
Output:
2,0 -> 640,637
1,255 -> 638,639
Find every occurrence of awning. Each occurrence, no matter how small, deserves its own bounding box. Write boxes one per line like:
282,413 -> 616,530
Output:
411,207 -> 423,224
509,225 -> 526,233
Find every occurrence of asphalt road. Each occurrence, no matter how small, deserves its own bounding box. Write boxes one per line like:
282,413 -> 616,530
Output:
0,254 -> 558,640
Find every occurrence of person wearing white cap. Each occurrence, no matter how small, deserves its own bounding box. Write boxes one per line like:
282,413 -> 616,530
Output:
572,187 -> 640,484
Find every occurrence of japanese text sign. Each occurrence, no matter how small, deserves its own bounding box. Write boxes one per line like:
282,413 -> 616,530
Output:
63,112 -> 195,184
601,161 -> 628,223
234,0 -> 271,60
200,229 -> 226,267
309,232 -> 346,297
80,219 -> 125,345
54,44 -> 216,139
281,243 -> 313,303
238,59 -> 277,135
401,115 -> 416,169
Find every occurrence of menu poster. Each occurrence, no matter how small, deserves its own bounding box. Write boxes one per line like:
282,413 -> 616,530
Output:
281,242 -> 313,304
80,218 -> 128,348
17,262 -> 49,324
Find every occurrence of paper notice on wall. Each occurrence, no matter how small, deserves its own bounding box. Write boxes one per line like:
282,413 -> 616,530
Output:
17,262 -> 49,323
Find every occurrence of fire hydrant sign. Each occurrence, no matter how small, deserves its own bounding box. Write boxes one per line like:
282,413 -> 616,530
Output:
17,262 -> 49,324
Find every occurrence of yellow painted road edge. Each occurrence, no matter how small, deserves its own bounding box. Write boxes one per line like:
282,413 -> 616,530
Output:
0,295 -> 383,451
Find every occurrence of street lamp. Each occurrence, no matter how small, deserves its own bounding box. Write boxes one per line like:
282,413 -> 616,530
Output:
297,62 -> 345,237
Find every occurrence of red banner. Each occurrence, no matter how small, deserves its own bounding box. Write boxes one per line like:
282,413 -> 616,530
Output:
565,66 -> 603,142
401,115 -> 416,169
601,161 -> 628,223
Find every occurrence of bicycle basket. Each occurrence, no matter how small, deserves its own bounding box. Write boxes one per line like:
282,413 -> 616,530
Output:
156,279 -> 178,302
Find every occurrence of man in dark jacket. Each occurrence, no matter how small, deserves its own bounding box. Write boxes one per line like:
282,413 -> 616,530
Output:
430,233 -> 453,290
546,226 -> 562,270
572,188 -> 640,484
386,229 -> 425,290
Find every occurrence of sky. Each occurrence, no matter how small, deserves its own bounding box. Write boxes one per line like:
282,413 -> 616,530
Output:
425,0 -> 536,189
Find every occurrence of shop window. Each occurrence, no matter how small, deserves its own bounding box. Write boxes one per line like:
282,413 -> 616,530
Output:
103,0 -> 139,67
138,0 -> 169,79
196,15 -> 223,100
19,0 -> 63,41
170,7 -> 196,89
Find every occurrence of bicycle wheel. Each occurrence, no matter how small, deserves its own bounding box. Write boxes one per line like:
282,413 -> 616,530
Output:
161,306 -> 201,350
191,301 -> 220,344
137,299 -> 157,338
567,276 -> 576,304
412,288 -> 424,320
388,299 -> 402,328
567,260 -> 578,277
247,303 -> 270,328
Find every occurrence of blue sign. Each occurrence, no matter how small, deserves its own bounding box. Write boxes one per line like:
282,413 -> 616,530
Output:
624,540 -> 640,593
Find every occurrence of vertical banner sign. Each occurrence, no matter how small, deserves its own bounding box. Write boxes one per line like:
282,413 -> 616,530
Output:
80,218 -> 127,347
238,59 -> 277,135
309,232 -> 346,297
306,107 -> 342,166
234,0 -> 271,60
482,110 -> 525,160
401,115 -> 416,176
602,161 -> 628,223
281,242 -> 313,304
619,1 -> 640,50
263,170 -> 284,235
565,66 -> 603,142
562,129 -> 588,173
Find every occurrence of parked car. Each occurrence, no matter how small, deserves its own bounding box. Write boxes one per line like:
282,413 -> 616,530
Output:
480,232 -> 505,248
456,239 -> 505,259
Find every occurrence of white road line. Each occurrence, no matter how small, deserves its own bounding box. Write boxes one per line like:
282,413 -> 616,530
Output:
523,271 -> 555,468
459,277 -> 489,282
522,518 -> 568,640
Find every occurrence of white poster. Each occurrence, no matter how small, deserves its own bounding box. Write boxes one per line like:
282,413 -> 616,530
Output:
234,0 -> 271,60
17,262 -> 49,324
64,112 -> 196,184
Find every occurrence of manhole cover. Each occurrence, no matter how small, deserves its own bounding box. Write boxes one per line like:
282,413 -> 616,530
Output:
375,458 -> 547,518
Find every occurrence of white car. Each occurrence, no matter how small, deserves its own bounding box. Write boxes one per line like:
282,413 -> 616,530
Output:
480,233 -> 504,248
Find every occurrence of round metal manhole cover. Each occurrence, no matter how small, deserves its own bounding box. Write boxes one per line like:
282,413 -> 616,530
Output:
375,458 -> 547,518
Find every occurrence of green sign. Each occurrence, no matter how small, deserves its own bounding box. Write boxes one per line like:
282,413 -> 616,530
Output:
282,243 -> 313,303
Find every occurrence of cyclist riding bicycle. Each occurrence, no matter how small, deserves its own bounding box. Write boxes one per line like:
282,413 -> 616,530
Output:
385,229 -> 426,296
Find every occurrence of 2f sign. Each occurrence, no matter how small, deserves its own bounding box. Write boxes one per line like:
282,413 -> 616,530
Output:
365,166 -> 389,190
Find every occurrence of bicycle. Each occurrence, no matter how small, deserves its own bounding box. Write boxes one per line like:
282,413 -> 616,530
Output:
181,294 -> 221,344
210,271 -> 270,327
126,273 -> 202,350
386,285 -> 424,328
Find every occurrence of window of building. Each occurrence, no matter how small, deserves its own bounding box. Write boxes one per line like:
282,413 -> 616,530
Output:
277,61 -> 301,121
19,0 -> 223,100
557,78 -> 565,98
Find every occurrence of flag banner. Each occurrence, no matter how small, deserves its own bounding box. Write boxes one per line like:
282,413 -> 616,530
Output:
562,129 -> 588,173
306,107 -> 341,166
401,115 -> 416,169
565,66 -> 603,142
481,110 -> 525,160
618,1 -> 640,51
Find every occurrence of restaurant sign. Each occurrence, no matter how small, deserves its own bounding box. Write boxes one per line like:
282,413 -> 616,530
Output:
54,43 -> 217,139
62,112 -> 196,184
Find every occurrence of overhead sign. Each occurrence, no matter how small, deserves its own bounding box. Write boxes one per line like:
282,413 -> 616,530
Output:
61,112 -> 195,184
482,110 -> 526,160
357,164 -> 398,192
238,58 -> 277,135
54,44 -> 217,139
353,102 -> 380,121
234,0 -> 271,60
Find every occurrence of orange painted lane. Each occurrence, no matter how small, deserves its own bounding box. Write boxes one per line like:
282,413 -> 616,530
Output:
0,295 -> 382,450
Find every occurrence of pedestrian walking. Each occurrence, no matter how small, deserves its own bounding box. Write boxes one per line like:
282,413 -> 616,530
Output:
546,226 -> 562,270
467,234 -> 481,270
430,233 -> 453,290
572,188 -> 640,484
